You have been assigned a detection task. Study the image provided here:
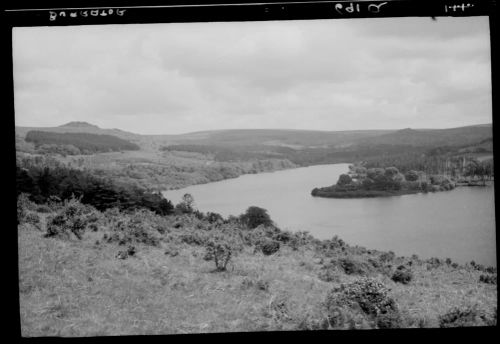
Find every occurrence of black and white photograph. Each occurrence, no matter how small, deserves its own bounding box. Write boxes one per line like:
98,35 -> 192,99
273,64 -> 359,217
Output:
12,1 -> 497,336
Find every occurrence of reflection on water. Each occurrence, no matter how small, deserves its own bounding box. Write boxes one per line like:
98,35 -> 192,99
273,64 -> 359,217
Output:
164,163 -> 496,266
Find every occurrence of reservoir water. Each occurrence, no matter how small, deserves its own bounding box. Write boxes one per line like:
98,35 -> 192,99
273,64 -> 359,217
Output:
164,163 -> 496,266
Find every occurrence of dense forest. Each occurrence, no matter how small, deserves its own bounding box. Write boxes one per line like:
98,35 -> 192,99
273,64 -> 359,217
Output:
16,164 -> 174,215
25,131 -> 140,155
362,145 -> 494,178
162,143 -> 428,166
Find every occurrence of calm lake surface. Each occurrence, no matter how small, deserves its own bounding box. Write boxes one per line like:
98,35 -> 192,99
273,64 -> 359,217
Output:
164,164 -> 497,266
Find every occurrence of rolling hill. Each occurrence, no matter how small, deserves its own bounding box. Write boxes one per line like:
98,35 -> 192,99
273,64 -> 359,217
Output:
15,122 -> 493,151
356,125 -> 493,147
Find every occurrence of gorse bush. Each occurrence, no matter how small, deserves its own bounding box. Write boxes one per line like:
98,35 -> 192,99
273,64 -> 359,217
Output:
103,209 -> 165,247
318,235 -> 347,256
329,278 -> 399,317
258,239 -> 280,256
479,274 -> 497,285
376,310 -> 404,329
379,251 -> 396,263
241,225 -> 277,246
17,193 -> 35,224
336,257 -> 370,276
426,257 -> 442,270
24,212 -> 41,229
273,230 -> 292,244
45,197 -> 97,240
324,278 -> 401,329
438,305 -> 489,328
179,230 -> 208,246
391,268 -> 413,284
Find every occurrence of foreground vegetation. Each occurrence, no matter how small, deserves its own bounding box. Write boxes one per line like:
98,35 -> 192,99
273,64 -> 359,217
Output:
18,195 -> 497,336
16,122 -> 496,335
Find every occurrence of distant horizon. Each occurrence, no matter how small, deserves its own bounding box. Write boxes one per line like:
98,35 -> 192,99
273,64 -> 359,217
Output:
15,120 -> 493,136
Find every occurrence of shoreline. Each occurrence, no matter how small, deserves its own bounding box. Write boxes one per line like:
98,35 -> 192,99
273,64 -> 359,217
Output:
164,161 -> 352,191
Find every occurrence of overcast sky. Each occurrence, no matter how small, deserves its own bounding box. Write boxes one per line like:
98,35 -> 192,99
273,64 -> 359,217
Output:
13,16 -> 491,135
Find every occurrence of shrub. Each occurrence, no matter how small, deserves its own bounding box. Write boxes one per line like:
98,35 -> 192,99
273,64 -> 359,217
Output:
379,251 -> 396,263
267,293 -> 291,322
376,310 -> 404,329
295,310 -> 330,331
129,223 -> 161,246
259,239 -> 280,256
324,278 -> 401,329
485,266 -> 496,274
273,230 -> 292,244
242,225 -> 276,246
17,193 -> 35,224
426,257 -> 442,269
24,212 -> 41,228
318,267 -> 341,283
323,304 -> 372,330
485,308 -> 497,326
116,245 -> 136,260
337,257 -> 370,275
368,258 -> 382,269
439,305 -> 488,327
45,198 -> 93,239
391,269 -> 413,284
289,230 -> 314,249
204,232 -> 239,271
127,245 -> 136,256
47,195 -> 64,211
479,274 -> 497,285
321,235 -> 346,253
329,278 -> 398,316
179,231 -> 208,246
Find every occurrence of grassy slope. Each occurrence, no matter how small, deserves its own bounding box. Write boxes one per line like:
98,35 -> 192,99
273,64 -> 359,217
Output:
19,212 -> 497,336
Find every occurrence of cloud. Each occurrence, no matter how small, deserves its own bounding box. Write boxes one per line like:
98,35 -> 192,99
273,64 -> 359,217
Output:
12,17 -> 491,134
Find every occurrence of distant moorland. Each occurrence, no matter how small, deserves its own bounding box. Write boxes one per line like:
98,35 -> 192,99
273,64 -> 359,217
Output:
16,122 -> 493,191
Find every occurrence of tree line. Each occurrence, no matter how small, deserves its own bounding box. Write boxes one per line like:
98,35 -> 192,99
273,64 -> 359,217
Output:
25,131 -> 140,155
16,165 -> 174,215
